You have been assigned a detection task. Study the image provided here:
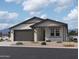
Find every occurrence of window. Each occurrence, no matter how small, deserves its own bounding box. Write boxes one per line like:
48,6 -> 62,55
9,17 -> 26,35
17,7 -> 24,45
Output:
50,28 -> 54,36
50,28 -> 60,37
56,28 -> 60,36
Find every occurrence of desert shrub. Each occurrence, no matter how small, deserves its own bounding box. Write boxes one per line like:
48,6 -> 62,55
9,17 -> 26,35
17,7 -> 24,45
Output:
46,40 -> 51,42
0,39 -> 4,42
56,41 -> 62,43
63,42 -> 74,47
64,44 -> 74,47
16,42 -> 23,45
41,42 -> 46,45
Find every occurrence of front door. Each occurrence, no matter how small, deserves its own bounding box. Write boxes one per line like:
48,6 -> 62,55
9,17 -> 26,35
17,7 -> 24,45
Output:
43,29 -> 45,41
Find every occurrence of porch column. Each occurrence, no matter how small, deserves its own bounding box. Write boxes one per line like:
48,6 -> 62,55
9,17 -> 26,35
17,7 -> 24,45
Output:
34,29 -> 38,42
10,30 -> 14,42
45,28 -> 49,41
63,26 -> 67,41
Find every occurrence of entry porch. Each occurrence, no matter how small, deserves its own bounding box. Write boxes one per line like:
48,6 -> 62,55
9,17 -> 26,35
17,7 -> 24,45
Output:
33,26 -> 67,42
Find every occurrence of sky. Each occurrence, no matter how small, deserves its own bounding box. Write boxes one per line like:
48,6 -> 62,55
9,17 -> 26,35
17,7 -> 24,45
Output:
0,0 -> 78,30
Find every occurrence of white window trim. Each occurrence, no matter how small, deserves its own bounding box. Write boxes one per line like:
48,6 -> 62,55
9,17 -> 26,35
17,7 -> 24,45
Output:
50,28 -> 60,37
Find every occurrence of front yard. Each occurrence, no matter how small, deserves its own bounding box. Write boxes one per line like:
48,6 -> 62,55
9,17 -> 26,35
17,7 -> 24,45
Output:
0,40 -> 77,49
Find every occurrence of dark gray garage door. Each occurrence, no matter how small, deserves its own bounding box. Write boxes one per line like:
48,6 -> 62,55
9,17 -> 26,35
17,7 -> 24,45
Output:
14,30 -> 34,41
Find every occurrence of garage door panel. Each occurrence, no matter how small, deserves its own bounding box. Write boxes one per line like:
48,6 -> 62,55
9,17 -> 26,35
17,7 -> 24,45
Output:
14,30 -> 34,41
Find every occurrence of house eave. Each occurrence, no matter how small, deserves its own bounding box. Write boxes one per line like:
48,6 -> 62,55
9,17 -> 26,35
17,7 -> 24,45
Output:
9,16 -> 44,29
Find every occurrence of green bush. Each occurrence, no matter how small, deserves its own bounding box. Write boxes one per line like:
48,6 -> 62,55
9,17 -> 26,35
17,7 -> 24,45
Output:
0,39 -> 4,42
16,42 -> 23,45
41,42 -> 46,45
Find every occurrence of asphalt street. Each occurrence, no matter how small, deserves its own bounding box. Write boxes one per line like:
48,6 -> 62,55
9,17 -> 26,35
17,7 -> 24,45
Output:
0,47 -> 78,59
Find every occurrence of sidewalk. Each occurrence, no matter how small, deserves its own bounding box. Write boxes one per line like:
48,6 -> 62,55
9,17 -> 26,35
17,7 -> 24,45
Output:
0,41 -> 78,49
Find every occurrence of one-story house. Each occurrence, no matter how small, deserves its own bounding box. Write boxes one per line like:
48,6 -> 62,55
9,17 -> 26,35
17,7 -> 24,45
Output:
9,17 -> 68,42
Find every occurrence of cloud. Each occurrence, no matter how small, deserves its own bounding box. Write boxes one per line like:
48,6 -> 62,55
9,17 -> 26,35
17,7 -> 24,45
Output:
22,0 -> 54,13
30,12 -> 41,15
22,0 -> 48,11
0,23 -> 12,30
0,11 -> 18,20
56,0 -> 72,7
40,14 -> 47,19
5,0 -> 74,14
54,0 -> 73,12
63,6 -> 78,29
64,6 -> 78,20
22,0 -> 73,13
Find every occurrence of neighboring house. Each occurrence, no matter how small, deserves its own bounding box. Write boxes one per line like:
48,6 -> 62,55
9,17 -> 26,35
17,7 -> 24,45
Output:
9,17 -> 68,42
0,34 -> 10,40
2,36 -> 9,40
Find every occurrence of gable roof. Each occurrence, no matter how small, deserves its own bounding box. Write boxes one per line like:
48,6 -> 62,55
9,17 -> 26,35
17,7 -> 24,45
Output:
9,17 -> 68,31
31,19 -> 68,28
9,17 -> 44,29
31,18 -> 68,34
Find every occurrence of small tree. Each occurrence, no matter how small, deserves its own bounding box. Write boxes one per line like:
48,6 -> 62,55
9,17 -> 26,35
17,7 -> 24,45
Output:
68,30 -> 78,36
0,32 -> 2,37
0,32 -> 3,41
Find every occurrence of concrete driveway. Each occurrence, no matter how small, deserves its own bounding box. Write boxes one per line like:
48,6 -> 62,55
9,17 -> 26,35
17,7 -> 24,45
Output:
0,47 -> 78,59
